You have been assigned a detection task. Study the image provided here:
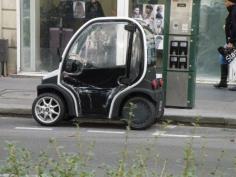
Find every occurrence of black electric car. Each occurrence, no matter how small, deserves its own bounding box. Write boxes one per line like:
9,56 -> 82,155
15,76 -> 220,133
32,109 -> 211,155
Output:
32,17 -> 164,130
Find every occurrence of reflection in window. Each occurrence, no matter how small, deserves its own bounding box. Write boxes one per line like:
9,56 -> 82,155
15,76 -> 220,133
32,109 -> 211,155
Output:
130,30 -> 143,82
145,29 -> 157,66
68,22 -> 129,69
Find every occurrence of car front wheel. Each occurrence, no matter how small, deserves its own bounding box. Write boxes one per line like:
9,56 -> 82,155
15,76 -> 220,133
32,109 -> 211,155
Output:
32,93 -> 65,126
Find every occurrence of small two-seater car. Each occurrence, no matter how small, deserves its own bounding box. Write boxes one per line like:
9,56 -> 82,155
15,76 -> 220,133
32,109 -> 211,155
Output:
32,17 -> 164,129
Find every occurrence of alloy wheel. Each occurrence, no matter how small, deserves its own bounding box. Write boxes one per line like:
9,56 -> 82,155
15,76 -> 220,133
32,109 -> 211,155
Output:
34,96 -> 61,124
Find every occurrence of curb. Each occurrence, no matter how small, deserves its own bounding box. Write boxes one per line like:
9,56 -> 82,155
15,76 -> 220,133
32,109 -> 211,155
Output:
1,107 -> 236,128
0,108 -> 32,117
164,115 -> 236,128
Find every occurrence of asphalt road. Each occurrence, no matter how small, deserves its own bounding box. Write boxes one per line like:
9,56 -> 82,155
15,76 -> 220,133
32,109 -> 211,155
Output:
0,116 -> 236,177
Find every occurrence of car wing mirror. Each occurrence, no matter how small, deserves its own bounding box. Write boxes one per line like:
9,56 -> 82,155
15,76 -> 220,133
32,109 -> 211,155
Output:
125,23 -> 136,32
64,59 -> 83,74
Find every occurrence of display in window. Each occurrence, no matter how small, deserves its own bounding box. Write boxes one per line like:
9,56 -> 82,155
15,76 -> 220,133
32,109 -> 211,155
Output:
20,0 -> 117,73
73,1 -> 85,18
85,0 -> 105,19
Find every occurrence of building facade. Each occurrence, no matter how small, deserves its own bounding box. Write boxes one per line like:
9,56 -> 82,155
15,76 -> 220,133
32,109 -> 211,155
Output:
0,0 -> 17,75
0,0 -> 228,80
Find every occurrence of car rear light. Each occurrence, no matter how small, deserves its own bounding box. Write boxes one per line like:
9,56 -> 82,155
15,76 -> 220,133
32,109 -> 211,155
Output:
159,79 -> 164,87
151,79 -> 158,90
151,79 -> 163,90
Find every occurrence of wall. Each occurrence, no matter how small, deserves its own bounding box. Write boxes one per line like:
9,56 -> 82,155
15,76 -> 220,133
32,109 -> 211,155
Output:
0,0 -> 17,75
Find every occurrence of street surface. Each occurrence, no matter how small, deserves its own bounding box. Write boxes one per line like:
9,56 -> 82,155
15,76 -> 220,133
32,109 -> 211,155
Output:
0,116 -> 236,177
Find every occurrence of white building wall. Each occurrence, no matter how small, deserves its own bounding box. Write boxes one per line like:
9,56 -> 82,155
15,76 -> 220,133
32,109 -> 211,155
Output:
0,0 -> 17,75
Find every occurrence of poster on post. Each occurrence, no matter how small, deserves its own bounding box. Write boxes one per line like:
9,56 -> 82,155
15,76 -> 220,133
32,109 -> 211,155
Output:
144,4 -> 164,50
131,4 -> 165,50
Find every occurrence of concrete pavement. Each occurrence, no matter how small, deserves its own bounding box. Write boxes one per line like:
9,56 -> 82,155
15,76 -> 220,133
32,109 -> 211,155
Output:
0,77 -> 40,115
0,76 -> 236,127
167,83 -> 236,126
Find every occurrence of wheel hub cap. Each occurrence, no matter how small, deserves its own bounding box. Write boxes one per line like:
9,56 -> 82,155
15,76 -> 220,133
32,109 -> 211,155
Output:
35,96 -> 61,124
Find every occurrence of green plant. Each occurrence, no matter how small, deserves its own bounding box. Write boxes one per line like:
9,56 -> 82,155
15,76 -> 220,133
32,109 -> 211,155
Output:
0,114 -> 233,177
182,140 -> 196,177
44,138 -> 94,177
0,137 -> 95,177
105,102 -> 173,177
0,143 -> 32,176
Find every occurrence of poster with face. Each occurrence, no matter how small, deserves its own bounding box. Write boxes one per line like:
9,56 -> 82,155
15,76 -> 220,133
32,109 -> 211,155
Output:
155,35 -> 163,50
132,6 -> 143,19
143,4 -> 165,34
142,4 -> 164,50
154,5 -> 164,35
73,1 -> 85,18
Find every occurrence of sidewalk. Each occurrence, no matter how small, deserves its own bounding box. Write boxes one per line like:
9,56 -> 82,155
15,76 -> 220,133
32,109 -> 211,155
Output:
1,77 -> 236,127
0,77 -> 40,116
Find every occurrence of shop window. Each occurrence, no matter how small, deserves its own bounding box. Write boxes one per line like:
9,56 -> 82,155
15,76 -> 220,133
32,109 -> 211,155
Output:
20,0 -> 117,73
20,0 -> 31,72
197,0 -> 227,79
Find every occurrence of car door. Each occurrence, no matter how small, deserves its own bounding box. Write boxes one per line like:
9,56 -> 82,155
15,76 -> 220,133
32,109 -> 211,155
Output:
60,19 -> 132,116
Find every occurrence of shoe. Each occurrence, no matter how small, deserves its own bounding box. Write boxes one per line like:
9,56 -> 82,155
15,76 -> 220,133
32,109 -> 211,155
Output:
214,64 -> 228,89
214,82 -> 228,88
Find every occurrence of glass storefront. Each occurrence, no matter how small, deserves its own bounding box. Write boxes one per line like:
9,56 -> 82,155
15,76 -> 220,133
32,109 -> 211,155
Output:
197,0 -> 227,79
20,0 -> 31,72
20,0 -> 117,72
20,0 -> 228,80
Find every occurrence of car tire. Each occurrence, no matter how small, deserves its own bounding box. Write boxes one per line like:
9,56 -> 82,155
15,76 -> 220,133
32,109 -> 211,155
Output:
32,93 -> 65,126
121,97 -> 156,130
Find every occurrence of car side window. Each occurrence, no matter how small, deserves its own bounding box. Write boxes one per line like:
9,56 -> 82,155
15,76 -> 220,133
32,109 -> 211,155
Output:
67,22 -> 129,69
145,28 -> 157,66
129,30 -> 143,82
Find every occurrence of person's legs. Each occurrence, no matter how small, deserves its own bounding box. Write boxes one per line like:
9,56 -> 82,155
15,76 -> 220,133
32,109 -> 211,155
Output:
214,55 -> 228,88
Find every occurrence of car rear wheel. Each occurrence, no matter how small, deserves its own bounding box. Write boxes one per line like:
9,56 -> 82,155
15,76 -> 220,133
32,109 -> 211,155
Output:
32,93 -> 65,126
121,97 -> 155,130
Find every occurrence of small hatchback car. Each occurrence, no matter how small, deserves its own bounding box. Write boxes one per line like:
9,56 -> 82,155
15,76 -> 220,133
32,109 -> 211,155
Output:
32,17 -> 164,130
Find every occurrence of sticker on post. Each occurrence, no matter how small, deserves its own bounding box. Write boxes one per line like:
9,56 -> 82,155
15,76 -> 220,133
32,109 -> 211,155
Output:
182,24 -> 189,32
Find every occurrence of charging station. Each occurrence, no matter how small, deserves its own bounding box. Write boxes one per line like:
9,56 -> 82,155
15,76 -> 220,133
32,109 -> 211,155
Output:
163,0 -> 200,108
